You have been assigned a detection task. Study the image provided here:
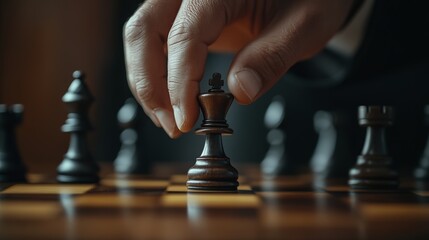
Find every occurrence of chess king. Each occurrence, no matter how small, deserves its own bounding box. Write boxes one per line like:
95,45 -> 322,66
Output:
187,73 -> 239,191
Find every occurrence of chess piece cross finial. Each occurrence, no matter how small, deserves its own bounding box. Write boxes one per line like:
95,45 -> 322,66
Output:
209,73 -> 224,91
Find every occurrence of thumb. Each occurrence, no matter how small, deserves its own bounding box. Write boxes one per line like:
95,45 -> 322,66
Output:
227,24 -> 299,105
227,1 -> 352,104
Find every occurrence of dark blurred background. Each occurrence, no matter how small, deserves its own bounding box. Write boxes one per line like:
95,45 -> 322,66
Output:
1,0 -> 429,176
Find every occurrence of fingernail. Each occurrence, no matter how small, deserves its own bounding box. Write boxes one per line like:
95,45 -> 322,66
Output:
234,69 -> 262,102
153,108 -> 180,138
173,105 -> 184,130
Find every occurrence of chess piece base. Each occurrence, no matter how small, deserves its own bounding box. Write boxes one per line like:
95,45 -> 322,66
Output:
187,156 -> 239,191
57,157 -> 99,184
186,181 -> 239,191
348,178 -> 399,189
0,174 -> 26,183
57,174 -> 99,183
349,155 -> 399,189
0,159 -> 27,182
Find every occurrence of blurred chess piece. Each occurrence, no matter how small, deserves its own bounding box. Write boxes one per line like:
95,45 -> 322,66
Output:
261,95 -> 294,177
0,104 -> 26,182
114,98 -> 150,174
414,105 -> 429,180
187,73 -> 238,191
349,106 -> 398,189
57,71 -> 99,183
310,110 -> 354,179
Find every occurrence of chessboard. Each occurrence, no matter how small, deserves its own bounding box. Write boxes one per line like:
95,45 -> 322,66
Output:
1,71 -> 429,239
1,164 -> 429,240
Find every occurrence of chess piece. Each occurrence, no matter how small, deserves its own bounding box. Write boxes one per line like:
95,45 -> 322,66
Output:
114,98 -> 150,174
414,105 -> 429,179
187,73 -> 238,191
349,106 -> 399,189
0,104 -> 26,182
260,95 -> 295,177
310,110 -> 354,179
57,71 -> 99,183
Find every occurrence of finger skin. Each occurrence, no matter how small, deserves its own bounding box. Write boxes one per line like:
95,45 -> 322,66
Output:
166,0 -> 246,132
125,0 -> 355,137
227,0 -> 355,105
123,0 -> 182,138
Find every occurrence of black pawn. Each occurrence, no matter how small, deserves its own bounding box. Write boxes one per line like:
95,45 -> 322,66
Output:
349,106 -> 399,189
260,95 -> 295,177
187,73 -> 238,191
114,98 -> 150,174
57,71 -> 99,183
414,105 -> 429,179
0,104 -> 26,182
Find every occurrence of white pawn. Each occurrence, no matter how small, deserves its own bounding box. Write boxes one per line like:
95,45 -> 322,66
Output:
261,96 -> 294,177
114,98 -> 149,174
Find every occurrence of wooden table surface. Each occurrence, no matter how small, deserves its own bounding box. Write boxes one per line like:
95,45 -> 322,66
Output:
1,165 -> 428,240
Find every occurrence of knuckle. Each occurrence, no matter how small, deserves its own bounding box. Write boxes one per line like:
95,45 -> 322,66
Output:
167,20 -> 194,47
123,8 -> 152,44
256,44 -> 292,77
134,79 -> 156,104
167,0 -> 204,47
167,76 -> 182,100
167,0 -> 230,47
123,20 -> 143,45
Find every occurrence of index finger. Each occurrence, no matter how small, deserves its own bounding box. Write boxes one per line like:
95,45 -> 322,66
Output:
123,0 -> 182,138
166,0 -> 245,132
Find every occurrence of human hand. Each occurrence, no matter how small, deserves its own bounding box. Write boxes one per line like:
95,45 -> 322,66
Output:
124,0 -> 356,138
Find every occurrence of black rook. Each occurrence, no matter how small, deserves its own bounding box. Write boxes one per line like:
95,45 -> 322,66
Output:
349,106 -> 399,189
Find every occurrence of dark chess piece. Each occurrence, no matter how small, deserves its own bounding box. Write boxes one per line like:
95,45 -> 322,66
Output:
114,98 -> 150,174
260,95 -> 295,177
187,73 -> 239,191
414,105 -> 429,179
57,71 -> 99,183
349,106 -> 399,189
310,110 -> 354,179
0,104 -> 26,182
